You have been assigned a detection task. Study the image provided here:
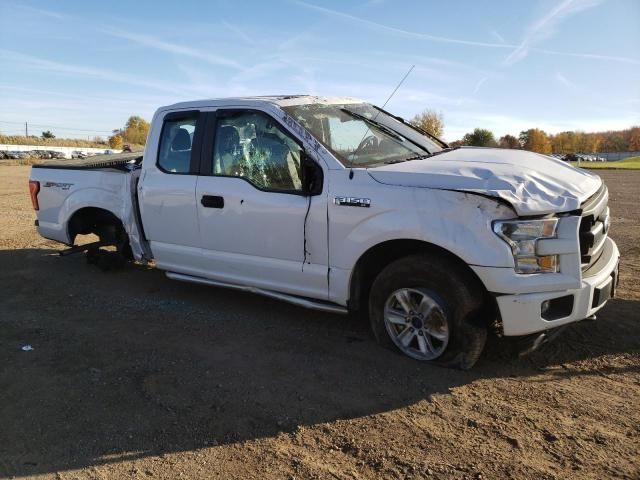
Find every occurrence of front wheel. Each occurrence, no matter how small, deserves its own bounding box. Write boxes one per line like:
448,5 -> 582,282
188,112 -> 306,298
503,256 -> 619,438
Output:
369,254 -> 487,369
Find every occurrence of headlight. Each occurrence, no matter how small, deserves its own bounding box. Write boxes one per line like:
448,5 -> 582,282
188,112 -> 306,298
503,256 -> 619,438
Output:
493,219 -> 558,274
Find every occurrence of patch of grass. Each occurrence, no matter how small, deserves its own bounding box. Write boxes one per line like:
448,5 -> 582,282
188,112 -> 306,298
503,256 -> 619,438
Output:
569,156 -> 640,169
0,158 -> 42,166
0,134 -> 145,150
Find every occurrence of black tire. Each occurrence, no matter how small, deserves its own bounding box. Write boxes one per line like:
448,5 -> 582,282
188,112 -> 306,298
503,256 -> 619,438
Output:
368,254 -> 487,369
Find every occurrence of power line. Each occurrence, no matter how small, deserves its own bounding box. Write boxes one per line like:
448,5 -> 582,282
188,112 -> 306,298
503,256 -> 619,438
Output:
0,120 -> 114,134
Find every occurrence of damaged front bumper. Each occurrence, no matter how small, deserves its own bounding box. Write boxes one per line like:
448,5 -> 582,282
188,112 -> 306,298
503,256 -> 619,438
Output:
475,237 -> 620,336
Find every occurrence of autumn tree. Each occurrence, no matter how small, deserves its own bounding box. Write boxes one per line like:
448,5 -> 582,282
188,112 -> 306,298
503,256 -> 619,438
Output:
520,128 -> 552,154
410,109 -> 444,138
628,127 -> 640,151
109,134 -> 123,150
453,126 -> 638,154
122,116 -> 150,145
112,116 -> 150,145
552,131 -> 576,154
462,128 -> 496,147
41,130 -> 55,139
499,134 -> 519,149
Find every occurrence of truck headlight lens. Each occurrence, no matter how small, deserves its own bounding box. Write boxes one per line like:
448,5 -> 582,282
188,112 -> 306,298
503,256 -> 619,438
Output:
493,219 -> 558,274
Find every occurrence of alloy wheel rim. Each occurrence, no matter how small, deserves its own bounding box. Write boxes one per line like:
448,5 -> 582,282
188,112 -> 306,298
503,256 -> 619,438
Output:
383,288 -> 450,360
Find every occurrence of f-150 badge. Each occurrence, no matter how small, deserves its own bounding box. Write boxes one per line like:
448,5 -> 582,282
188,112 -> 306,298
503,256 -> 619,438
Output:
334,197 -> 371,207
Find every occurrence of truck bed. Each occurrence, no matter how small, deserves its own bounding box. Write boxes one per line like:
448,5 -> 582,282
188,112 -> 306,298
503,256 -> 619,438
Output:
32,151 -> 143,170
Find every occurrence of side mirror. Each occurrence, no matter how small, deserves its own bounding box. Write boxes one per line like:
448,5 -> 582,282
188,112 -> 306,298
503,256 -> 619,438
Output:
300,151 -> 323,196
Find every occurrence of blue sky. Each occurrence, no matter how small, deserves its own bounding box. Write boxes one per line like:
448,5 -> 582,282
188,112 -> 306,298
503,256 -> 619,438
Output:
0,0 -> 638,141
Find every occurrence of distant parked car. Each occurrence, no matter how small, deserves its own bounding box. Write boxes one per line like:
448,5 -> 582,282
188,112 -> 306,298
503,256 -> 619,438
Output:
0,151 -> 7,159
71,151 -> 87,159
563,153 -> 579,162
47,151 -> 66,159
7,151 -> 29,159
122,144 -> 132,153
29,150 -> 52,159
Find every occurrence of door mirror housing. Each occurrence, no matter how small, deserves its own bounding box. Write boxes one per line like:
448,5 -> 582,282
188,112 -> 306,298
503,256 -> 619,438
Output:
300,151 -> 323,196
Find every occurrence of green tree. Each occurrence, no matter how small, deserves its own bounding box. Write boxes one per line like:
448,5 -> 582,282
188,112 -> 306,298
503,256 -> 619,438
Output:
41,130 -> 55,139
462,128 -> 496,147
499,134 -> 520,149
410,109 -> 444,138
603,134 -> 625,152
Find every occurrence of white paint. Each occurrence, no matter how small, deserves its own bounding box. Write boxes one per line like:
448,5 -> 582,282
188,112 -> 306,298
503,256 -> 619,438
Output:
368,147 -> 602,216
29,96 -> 621,341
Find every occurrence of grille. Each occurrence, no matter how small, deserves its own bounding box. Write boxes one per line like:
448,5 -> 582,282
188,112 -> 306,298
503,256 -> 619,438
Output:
579,185 -> 609,270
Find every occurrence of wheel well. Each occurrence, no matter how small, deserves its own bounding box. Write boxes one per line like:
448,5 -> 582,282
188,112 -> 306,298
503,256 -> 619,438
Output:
348,239 -> 497,322
67,207 -> 127,246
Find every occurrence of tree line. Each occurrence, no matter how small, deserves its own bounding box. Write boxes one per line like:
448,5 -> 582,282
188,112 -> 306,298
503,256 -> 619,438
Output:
410,109 -> 640,154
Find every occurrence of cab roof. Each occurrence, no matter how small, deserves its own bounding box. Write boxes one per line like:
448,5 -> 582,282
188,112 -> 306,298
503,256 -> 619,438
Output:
160,95 -> 364,112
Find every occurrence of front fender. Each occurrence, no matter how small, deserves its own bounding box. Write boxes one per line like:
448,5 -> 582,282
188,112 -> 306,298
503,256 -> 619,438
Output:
331,188 -> 515,271
415,188 -> 516,267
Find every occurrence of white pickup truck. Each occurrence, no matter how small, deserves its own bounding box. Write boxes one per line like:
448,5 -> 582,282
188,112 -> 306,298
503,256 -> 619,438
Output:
29,96 -> 619,368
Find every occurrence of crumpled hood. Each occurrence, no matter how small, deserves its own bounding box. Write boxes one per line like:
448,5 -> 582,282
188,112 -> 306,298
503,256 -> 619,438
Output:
367,147 -> 602,216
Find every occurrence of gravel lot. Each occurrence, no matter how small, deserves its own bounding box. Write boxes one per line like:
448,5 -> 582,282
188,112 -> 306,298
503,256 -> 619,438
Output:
1,165 -> 638,479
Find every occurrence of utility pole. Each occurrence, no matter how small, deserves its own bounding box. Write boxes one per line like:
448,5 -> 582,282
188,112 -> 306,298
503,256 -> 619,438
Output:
25,122 -> 28,137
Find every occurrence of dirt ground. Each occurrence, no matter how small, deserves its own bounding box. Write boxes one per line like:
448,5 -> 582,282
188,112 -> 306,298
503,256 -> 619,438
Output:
0,165 -> 638,479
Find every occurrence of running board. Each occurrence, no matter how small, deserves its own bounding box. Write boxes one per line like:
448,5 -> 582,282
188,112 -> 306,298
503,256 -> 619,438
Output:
165,272 -> 348,315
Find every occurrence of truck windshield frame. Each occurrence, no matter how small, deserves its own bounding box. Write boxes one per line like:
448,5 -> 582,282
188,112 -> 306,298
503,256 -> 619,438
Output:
281,103 -> 443,168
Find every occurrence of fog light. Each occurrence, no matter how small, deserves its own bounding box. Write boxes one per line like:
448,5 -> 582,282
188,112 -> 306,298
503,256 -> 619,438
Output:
541,300 -> 551,315
541,295 -> 574,320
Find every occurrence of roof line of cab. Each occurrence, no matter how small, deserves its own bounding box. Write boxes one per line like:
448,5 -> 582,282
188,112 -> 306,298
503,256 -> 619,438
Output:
157,95 -> 364,113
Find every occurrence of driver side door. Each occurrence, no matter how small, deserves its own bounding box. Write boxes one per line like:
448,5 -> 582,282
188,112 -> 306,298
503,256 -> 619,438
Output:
195,109 -> 329,300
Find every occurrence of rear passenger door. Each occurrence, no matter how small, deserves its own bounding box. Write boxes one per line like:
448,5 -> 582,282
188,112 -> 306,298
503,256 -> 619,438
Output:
138,110 -> 206,275
195,109 -> 329,300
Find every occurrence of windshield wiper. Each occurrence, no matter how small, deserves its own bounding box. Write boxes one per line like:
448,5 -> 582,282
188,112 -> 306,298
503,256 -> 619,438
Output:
340,108 -> 406,142
372,105 -> 450,149
383,158 -> 409,164
402,146 -> 460,162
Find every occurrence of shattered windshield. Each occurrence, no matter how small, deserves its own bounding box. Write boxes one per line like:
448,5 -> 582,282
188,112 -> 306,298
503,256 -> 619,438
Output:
281,103 -> 443,167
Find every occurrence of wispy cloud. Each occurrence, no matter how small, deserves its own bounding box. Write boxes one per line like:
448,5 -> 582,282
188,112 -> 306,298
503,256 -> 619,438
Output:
294,1 -> 513,49
295,1 -> 638,65
534,48 -> 640,65
489,29 -> 506,44
102,29 -> 245,70
473,75 -> 490,94
503,0 -> 603,66
221,20 -> 256,46
0,49 -> 187,95
6,2 -> 67,20
555,72 -> 577,89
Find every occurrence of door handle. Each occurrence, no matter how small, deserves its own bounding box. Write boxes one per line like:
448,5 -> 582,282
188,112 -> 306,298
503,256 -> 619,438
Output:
201,195 -> 224,208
